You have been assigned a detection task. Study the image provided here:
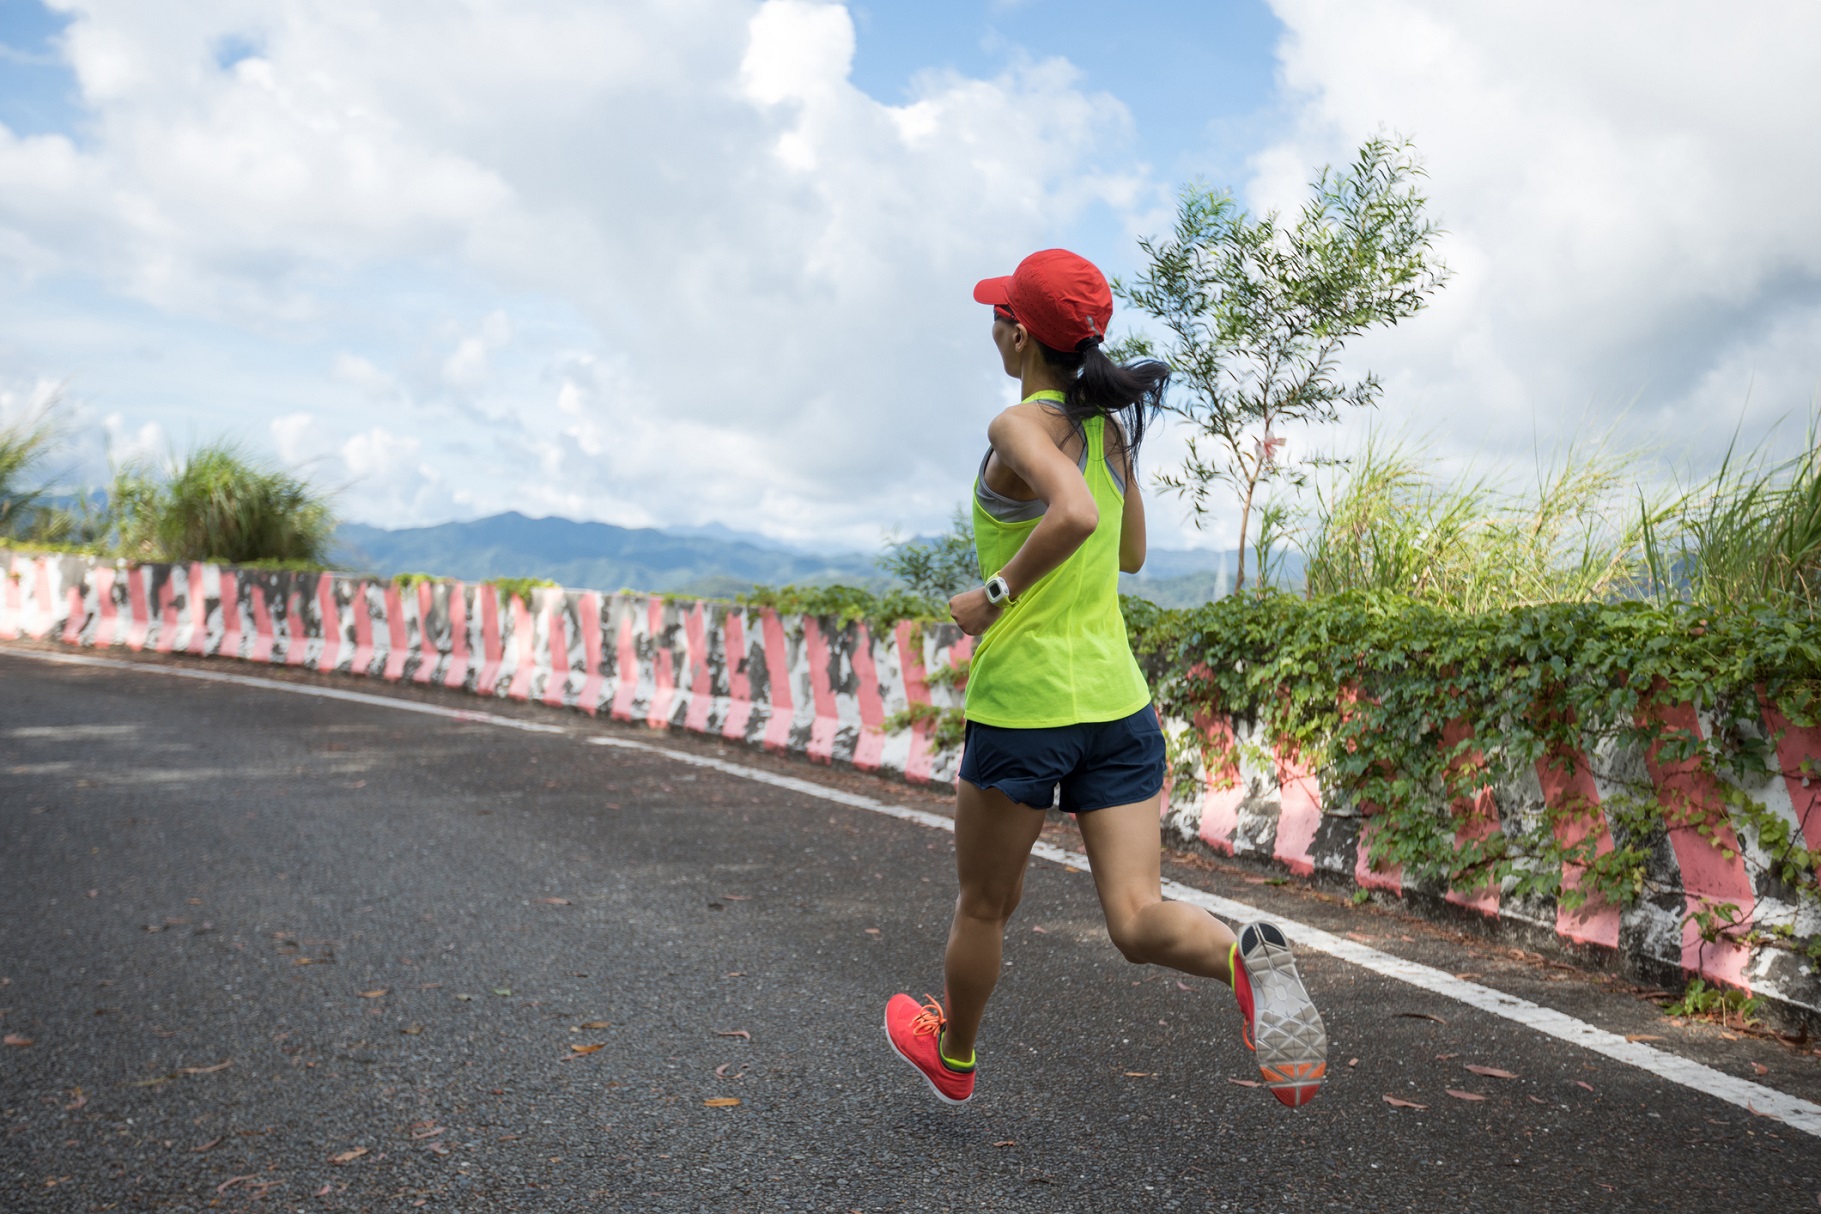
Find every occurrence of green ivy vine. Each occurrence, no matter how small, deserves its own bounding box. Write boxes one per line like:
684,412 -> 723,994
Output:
1123,591 -> 1821,963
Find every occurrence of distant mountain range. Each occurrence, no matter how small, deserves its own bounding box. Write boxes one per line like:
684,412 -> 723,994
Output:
330,511 -> 1272,608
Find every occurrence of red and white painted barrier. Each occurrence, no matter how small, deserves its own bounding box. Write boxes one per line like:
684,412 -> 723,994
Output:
0,553 -> 970,792
3,548 -> 1816,1021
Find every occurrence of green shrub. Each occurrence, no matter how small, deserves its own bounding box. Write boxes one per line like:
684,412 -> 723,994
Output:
1663,977 -> 1763,1027
132,443 -> 334,565
489,577 -> 559,608
879,504 -> 978,602
739,583 -> 943,629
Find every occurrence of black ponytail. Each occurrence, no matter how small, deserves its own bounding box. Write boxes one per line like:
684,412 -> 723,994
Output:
1035,339 -> 1168,462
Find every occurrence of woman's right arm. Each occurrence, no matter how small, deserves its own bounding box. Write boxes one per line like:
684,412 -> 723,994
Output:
948,407 -> 1098,636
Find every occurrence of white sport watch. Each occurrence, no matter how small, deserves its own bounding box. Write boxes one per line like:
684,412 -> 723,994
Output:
983,574 -> 1012,606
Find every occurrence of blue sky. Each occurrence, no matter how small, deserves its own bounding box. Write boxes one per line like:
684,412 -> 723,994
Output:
1,1 -> 1818,553
0,0 -> 81,138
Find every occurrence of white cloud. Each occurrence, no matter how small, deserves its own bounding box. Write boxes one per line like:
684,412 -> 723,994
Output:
102,411 -> 166,465
1,0 -> 1139,544
1251,0 -> 1821,488
11,0 -> 1814,560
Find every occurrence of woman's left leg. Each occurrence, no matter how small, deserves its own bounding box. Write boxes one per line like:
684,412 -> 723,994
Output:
1075,798 -> 1236,981
1079,796 -> 1330,1108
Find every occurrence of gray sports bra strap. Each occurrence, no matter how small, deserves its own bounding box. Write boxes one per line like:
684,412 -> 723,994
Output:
973,439 -> 1127,525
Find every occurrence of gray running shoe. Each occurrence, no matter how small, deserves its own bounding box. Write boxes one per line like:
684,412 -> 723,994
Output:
1231,921 -> 1327,1107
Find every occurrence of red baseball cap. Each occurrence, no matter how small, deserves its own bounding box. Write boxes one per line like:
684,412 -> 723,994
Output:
973,248 -> 1113,352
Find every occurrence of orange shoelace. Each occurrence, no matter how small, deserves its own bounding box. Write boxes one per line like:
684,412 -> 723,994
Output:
910,994 -> 948,1038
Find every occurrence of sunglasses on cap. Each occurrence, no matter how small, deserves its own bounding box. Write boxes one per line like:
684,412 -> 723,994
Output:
993,305 -> 1017,324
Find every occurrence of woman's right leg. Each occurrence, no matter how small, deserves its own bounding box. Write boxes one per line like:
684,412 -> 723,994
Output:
940,779 -> 1047,1059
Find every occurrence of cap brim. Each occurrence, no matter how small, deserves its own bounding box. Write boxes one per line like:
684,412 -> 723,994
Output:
972,275 -> 1012,306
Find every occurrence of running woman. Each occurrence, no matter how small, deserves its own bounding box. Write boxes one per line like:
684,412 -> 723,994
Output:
883,249 -> 1327,1109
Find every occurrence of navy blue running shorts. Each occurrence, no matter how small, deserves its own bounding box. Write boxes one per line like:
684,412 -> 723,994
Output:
958,704 -> 1166,814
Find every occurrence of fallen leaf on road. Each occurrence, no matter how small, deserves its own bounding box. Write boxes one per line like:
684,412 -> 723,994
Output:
455,994 -> 474,1002
419,982 -> 442,989
126,1076 -> 170,1088
1751,1062 -> 1769,1076
359,989 -> 388,999
400,1025 -> 423,1036
578,1020 -> 611,1030
1396,1012 -> 1447,1024
991,1140 -> 1016,1148
570,1044 -> 605,1055
3,1034 -> 33,1047
424,1140 -> 450,1155
1625,1034 -> 1664,1042
293,957 -> 331,966
724,972 -> 745,978
535,898 -> 571,905
329,1147 -> 369,1165
1382,1096 -> 1428,1110
177,1061 -> 231,1075
1227,1078 -> 1260,1088
1575,1081 -> 1596,1092
864,928 -> 881,935
64,1089 -> 86,1110
1464,1065 -> 1518,1080
1528,1096 -> 1547,1105
1453,972 -> 1483,980
1123,1072 -> 1154,1078
1445,1089 -> 1487,1102
1176,981 -> 1192,991
1031,926 -> 1048,934
714,1029 -> 751,1040
410,1123 -> 444,1140
721,895 -> 750,901
1435,1053 -> 1459,1060
1747,1103 -> 1780,1119
492,988 -> 512,997
703,1097 -> 741,1108
191,1137 -> 221,1153
1348,1058 -> 1359,1067
217,1174 -> 258,1194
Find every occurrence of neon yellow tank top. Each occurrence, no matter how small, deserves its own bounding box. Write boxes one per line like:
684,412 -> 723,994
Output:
964,394 -> 1151,728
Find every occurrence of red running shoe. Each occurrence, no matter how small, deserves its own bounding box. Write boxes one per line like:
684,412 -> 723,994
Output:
1230,921 -> 1327,1108
883,993 -> 975,1105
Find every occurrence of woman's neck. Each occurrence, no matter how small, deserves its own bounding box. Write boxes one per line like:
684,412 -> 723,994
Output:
1018,349 -> 1071,401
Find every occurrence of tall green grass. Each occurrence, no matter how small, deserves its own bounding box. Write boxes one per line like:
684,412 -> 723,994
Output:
1300,433 -> 1666,611
2,425 -> 336,568
1643,430 -> 1821,613
0,406 -> 60,540
119,442 -> 336,566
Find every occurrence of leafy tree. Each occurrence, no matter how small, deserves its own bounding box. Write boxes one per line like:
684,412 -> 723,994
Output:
878,504 -> 979,601
1114,135 -> 1449,591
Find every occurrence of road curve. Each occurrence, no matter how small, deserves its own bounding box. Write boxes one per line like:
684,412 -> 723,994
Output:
2,649 -> 1818,1212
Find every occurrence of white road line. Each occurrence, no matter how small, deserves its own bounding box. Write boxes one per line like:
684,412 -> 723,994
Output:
10,643 -> 1820,1137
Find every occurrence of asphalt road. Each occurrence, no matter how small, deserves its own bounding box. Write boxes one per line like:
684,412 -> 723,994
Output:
3,648 -> 1819,1213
